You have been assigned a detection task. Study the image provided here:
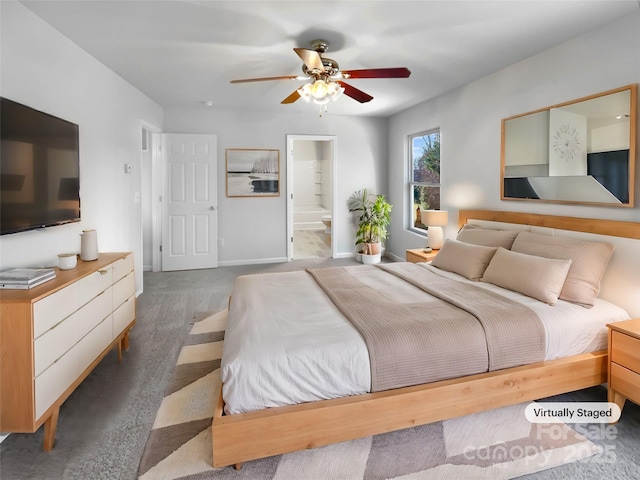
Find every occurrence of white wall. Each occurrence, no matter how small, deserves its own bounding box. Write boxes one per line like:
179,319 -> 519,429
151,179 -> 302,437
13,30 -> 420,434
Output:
292,140 -> 333,211
387,11 -> 640,259
293,140 -> 322,207
0,2 -> 163,293
163,109 -> 388,263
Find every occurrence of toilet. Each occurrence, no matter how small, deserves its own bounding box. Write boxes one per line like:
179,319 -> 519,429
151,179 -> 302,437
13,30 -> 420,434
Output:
321,215 -> 332,246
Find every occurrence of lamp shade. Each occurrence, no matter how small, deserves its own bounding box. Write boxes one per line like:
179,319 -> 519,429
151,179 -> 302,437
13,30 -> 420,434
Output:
421,210 -> 448,227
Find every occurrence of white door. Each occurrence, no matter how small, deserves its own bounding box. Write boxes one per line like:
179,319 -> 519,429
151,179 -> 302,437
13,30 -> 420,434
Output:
161,134 -> 218,271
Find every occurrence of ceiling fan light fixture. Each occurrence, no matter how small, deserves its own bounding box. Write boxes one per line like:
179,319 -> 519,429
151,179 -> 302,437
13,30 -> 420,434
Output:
310,79 -> 329,99
297,78 -> 345,107
327,81 -> 345,100
232,39 -> 411,112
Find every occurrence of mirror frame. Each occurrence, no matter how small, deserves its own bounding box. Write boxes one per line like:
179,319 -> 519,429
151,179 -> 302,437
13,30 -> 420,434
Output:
501,84 -> 637,207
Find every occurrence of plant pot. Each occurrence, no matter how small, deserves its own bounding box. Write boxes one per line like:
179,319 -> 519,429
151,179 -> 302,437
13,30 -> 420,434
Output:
365,242 -> 382,255
361,253 -> 381,265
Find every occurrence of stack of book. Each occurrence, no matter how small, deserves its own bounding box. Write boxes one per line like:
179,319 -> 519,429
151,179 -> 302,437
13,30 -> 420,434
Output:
0,268 -> 56,289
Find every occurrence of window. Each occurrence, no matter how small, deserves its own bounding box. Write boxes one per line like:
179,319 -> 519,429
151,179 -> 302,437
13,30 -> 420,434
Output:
409,129 -> 440,232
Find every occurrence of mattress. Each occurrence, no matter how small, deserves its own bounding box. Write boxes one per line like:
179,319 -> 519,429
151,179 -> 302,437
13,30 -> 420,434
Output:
220,263 -> 630,414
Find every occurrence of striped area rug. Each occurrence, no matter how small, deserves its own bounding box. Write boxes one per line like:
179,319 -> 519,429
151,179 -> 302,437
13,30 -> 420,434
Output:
137,310 -> 601,479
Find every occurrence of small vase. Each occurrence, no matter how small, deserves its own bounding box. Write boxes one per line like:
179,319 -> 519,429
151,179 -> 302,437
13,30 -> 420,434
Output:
80,229 -> 98,261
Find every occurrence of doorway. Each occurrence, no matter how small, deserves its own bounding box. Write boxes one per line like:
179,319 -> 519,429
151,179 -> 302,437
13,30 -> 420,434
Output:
161,133 -> 218,271
141,123 -> 162,272
141,128 -> 218,272
287,135 -> 337,261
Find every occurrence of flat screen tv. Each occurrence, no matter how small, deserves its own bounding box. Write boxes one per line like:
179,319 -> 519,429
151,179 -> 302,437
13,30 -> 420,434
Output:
1,97 -> 80,235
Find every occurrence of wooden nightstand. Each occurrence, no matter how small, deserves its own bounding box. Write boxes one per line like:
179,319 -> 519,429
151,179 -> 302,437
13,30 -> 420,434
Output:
406,248 -> 439,263
607,319 -> 640,413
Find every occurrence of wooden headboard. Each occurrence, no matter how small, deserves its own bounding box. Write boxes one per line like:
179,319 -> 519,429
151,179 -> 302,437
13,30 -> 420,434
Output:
458,210 -> 640,318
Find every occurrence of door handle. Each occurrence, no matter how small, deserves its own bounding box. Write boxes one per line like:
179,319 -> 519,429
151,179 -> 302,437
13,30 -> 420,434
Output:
209,206 -> 216,211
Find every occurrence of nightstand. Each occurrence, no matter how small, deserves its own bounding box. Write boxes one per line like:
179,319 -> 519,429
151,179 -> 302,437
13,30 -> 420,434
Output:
406,248 -> 439,263
607,319 -> 640,413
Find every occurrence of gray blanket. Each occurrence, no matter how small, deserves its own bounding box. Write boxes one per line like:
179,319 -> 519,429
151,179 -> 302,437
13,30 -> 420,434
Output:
307,263 -> 545,392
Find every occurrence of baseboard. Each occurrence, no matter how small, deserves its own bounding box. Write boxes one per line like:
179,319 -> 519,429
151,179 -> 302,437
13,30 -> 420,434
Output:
385,251 -> 405,262
218,257 -> 288,267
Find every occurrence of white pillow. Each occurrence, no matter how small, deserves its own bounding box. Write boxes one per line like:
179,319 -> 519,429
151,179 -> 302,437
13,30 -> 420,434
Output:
481,247 -> 572,305
511,231 -> 614,307
430,239 -> 498,281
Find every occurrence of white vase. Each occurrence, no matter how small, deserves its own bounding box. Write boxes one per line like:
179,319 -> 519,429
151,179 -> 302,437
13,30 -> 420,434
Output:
80,229 -> 98,261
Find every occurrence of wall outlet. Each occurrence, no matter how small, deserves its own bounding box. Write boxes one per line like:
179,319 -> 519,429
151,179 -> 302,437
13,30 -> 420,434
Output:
218,238 -> 224,247
124,163 -> 132,174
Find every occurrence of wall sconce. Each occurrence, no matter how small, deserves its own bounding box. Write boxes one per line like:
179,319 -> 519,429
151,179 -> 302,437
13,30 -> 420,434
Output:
421,210 -> 448,251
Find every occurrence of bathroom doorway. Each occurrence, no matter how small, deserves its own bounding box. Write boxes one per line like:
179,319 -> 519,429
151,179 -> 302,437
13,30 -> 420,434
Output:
286,135 -> 336,260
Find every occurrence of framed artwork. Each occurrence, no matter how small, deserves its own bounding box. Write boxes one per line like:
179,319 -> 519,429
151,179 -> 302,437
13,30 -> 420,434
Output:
226,148 -> 280,197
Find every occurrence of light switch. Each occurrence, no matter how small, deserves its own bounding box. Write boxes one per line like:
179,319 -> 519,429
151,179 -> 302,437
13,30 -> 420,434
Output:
124,163 -> 132,174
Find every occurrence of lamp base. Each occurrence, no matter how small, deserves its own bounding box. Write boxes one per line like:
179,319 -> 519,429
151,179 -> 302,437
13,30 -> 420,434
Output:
427,226 -> 444,250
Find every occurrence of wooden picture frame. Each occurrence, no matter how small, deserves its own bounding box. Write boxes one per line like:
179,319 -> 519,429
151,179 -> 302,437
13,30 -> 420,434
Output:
226,148 -> 280,197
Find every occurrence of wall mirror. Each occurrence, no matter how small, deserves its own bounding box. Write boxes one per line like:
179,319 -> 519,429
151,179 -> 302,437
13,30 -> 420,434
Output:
501,84 -> 637,207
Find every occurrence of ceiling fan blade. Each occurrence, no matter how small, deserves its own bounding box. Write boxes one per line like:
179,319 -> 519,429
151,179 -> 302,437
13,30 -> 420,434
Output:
294,48 -> 324,72
338,81 -> 373,103
340,67 -> 411,79
281,89 -> 301,104
230,75 -> 298,84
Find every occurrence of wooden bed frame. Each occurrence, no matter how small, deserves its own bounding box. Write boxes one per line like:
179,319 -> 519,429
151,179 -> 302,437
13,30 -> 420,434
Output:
212,210 -> 640,469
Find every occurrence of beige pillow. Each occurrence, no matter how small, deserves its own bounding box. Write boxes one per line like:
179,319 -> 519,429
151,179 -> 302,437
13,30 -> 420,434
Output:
457,224 -> 519,249
511,231 -> 614,307
481,247 -> 572,305
430,239 -> 498,281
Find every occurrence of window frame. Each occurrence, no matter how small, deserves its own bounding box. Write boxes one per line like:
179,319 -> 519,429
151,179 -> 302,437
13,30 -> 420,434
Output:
407,128 -> 441,235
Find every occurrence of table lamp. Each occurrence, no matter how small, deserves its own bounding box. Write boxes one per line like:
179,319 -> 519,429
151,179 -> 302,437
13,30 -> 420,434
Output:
421,210 -> 448,251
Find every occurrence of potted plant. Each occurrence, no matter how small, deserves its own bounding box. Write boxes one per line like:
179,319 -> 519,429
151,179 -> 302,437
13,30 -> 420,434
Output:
347,189 -> 392,263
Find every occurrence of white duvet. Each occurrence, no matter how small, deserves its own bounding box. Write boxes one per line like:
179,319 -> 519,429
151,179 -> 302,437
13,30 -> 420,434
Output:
220,264 -> 630,414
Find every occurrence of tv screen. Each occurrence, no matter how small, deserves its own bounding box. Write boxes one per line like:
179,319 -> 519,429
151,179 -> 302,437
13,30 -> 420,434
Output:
1,97 -> 80,235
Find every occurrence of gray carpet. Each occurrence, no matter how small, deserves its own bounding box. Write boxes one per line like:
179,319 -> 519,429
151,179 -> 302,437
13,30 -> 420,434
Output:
1,257 -> 639,480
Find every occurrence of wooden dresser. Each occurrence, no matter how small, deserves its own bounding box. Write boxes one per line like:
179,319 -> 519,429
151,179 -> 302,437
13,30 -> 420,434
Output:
607,319 -> 640,414
0,252 -> 135,450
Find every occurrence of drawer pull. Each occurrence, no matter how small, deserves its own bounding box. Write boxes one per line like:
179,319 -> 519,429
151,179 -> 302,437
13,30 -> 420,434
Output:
98,269 -> 109,276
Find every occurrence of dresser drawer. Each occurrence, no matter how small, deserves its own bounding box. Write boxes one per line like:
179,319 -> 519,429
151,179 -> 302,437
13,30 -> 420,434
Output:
33,282 -> 79,339
75,314 -> 113,375
112,254 -> 134,284
33,266 -> 112,339
34,287 -> 112,377
35,315 -> 113,419
611,331 -> 640,374
113,296 -> 135,338
113,271 -> 134,309
610,363 -> 640,404
35,340 -> 81,420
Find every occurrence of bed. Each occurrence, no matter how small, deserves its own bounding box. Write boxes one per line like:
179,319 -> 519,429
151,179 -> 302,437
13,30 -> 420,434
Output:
212,210 -> 640,469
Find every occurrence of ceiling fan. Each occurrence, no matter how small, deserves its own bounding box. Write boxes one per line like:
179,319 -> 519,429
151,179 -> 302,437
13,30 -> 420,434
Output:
230,40 -> 411,107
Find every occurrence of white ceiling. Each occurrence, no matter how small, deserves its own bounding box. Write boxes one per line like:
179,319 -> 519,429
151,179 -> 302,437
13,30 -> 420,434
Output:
20,0 -> 640,117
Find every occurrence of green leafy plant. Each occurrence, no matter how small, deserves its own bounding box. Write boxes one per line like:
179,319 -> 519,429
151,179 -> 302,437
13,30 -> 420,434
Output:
347,189 -> 392,253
